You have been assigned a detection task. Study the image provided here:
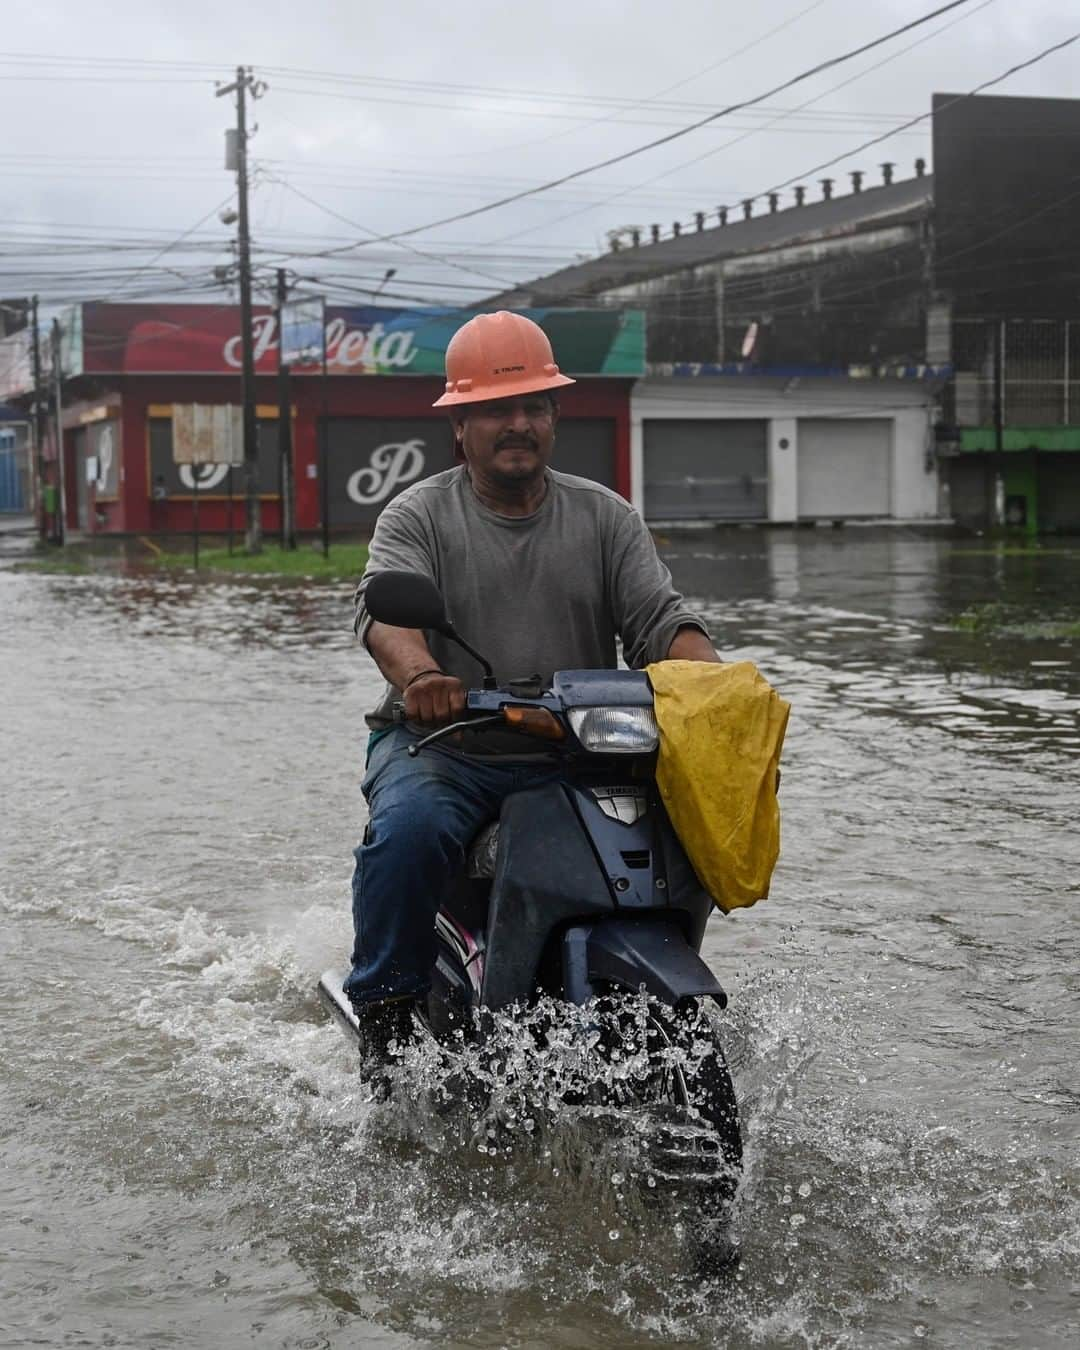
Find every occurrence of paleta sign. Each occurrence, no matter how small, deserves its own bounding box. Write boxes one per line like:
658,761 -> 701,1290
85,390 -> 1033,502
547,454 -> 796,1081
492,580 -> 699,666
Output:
75,303 -> 432,377
74,302 -> 644,379
224,315 -> 418,372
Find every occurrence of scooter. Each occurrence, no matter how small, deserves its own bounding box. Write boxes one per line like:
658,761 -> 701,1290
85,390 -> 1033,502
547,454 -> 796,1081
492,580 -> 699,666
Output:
319,568 -> 743,1261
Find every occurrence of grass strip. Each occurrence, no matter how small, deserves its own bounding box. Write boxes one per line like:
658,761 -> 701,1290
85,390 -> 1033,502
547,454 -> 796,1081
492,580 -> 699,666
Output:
952,602 -> 1080,638
12,540 -> 369,582
148,542 -> 369,580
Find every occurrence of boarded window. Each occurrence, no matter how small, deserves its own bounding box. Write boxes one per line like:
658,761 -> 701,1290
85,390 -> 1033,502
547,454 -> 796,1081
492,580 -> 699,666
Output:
148,417 -> 280,498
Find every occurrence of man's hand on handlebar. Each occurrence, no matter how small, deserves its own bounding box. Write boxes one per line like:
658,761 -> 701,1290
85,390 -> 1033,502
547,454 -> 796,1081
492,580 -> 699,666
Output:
404,671 -> 468,725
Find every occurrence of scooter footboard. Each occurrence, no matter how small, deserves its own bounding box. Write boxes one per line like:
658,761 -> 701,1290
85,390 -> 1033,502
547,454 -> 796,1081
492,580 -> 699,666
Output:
567,919 -> 728,1009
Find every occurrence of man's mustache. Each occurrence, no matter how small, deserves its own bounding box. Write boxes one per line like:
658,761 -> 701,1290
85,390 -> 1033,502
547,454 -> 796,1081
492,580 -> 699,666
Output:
495,434 -> 538,449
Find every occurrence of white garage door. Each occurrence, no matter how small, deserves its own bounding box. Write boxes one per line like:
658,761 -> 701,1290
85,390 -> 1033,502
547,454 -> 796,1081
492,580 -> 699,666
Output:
797,418 -> 892,519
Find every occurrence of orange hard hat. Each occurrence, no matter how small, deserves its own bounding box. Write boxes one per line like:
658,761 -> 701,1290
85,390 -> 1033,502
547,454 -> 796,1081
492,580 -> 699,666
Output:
432,310 -> 576,408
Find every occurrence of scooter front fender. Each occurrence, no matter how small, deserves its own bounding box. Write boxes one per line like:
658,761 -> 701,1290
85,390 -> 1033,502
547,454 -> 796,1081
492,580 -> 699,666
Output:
571,918 -> 728,1009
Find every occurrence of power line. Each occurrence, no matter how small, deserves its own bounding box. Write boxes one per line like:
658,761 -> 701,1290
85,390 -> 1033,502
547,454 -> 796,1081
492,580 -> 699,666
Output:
0,218 -> 578,254
0,51 -> 226,71
310,0 -> 978,248
0,48 -> 915,126
255,38 -> 925,128
261,170 -> 524,288
406,0 -> 833,162
256,166 -> 765,214
486,0 -> 992,248
268,80 -> 928,135
494,25 -> 1080,304
0,73 -> 212,86
633,178 -> 1080,324
744,31 -> 1080,215
104,195 -> 237,301
287,230 -> 1080,318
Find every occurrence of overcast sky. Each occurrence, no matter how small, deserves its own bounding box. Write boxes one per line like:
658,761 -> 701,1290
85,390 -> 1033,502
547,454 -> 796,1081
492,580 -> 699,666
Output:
2,0 -> 1077,314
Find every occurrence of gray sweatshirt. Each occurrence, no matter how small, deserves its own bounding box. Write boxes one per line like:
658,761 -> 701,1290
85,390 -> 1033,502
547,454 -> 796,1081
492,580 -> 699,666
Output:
354,466 -> 709,728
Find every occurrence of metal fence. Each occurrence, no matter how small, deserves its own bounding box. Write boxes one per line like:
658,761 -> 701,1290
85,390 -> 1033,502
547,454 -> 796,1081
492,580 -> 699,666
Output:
950,318 -> 1080,427
0,425 -> 30,512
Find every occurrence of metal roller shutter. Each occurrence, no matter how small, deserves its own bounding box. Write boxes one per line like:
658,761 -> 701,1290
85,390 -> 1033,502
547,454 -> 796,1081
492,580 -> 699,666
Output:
797,418 -> 892,519
1037,453 -> 1080,532
644,419 -> 767,521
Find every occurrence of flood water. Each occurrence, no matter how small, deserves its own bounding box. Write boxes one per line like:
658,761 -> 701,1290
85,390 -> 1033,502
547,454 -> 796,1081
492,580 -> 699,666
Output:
2,527 -> 1078,1349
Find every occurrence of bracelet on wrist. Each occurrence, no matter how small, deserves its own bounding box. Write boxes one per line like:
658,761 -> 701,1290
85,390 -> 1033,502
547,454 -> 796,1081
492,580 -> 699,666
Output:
403,668 -> 445,691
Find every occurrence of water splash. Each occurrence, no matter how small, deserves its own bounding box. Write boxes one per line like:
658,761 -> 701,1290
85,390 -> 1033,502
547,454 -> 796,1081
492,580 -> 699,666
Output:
110,890 -> 1074,1342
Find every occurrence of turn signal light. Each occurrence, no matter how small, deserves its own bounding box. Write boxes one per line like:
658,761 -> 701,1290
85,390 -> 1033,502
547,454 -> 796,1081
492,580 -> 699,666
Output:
502,706 -> 566,740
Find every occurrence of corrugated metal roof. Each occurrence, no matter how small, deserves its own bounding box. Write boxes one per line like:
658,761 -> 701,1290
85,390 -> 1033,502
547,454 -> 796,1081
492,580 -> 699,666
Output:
492,174 -> 934,304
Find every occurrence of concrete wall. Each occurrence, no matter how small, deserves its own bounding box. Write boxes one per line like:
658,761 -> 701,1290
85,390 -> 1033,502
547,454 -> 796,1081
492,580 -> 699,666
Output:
630,375 -> 940,523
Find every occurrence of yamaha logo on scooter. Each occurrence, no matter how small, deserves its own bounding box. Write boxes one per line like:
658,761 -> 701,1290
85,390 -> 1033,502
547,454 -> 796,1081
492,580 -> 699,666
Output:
589,785 -> 649,825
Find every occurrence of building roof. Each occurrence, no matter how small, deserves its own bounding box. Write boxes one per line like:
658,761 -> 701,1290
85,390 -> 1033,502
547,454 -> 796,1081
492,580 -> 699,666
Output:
491,172 -> 934,305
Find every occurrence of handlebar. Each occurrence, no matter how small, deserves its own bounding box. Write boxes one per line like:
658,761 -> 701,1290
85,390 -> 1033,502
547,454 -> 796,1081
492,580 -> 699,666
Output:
405,713 -> 506,757
393,699 -> 568,756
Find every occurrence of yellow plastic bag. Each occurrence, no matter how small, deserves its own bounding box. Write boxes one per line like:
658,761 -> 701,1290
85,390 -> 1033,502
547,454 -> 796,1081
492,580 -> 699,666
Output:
645,660 -> 790,912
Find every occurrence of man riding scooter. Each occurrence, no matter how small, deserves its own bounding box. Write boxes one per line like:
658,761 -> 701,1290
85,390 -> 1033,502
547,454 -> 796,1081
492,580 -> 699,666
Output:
346,310 -> 721,1067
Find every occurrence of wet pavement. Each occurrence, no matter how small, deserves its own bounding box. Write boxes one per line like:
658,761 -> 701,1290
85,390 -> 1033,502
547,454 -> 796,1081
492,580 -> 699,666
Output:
0,513 -> 36,539
1,526 -> 1078,1349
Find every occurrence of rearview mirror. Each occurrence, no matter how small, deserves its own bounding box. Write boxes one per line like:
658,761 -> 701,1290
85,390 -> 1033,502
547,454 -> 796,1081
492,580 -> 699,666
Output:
364,569 -> 451,633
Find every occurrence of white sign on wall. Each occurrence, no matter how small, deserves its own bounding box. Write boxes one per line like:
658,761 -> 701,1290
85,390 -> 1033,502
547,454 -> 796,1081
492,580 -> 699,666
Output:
95,423 -> 115,492
171,404 -> 244,466
346,439 -> 427,505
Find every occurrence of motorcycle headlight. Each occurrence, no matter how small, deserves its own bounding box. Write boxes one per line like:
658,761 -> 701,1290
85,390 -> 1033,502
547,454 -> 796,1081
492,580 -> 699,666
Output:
567,706 -> 658,754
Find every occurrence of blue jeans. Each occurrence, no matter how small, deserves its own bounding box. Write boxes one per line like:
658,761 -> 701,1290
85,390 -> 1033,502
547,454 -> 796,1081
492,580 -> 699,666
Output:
344,726 -> 564,1006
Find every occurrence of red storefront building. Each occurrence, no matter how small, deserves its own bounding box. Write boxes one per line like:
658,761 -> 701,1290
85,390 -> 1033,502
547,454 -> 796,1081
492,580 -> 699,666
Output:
2,302 -> 643,537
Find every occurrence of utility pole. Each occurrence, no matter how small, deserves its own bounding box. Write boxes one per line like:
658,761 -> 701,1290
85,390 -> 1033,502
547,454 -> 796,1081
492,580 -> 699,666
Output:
30,296 -> 47,543
50,318 -> 66,547
217,65 -> 266,554
275,268 -> 296,550
992,317 -> 1006,527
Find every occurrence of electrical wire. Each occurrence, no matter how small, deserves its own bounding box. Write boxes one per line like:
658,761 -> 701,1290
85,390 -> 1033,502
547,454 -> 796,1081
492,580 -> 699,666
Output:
268,80 -> 930,134
671,165 -> 1080,326
105,195 -> 237,301
6,68 -> 1078,330
485,0 -> 993,248
0,51 -> 227,72
5,194 -> 1073,319
0,74 -> 213,85
756,29 -> 1080,208
0,49 -> 917,128
398,0 -> 834,162
298,0 -> 978,248
259,170 -> 524,289
256,52 -> 917,131
493,26 -> 1080,306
